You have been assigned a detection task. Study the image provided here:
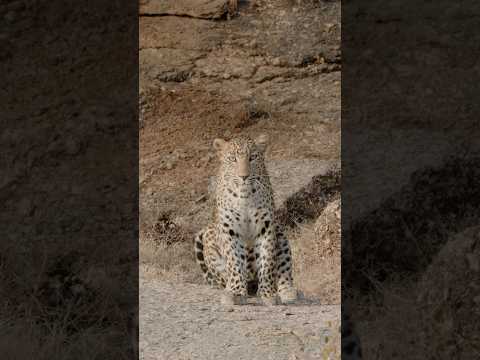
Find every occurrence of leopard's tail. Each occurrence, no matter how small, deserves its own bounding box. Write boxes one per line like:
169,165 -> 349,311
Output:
194,231 -> 208,274
194,228 -> 226,288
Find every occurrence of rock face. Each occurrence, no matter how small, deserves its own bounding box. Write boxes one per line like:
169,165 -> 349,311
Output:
139,0 -> 231,19
140,277 -> 341,360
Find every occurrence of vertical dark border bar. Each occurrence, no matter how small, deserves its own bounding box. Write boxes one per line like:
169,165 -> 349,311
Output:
1,0 -> 138,357
342,0 -> 480,358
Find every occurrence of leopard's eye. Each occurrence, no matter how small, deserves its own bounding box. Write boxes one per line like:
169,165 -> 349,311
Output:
249,153 -> 258,161
227,154 -> 236,162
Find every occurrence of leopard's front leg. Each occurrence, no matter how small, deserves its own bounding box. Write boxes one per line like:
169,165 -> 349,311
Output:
220,228 -> 248,305
275,226 -> 298,304
255,217 -> 278,305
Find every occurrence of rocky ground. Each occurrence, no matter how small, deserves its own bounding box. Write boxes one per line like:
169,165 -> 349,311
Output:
140,279 -> 340,360
139,0 -> 342,358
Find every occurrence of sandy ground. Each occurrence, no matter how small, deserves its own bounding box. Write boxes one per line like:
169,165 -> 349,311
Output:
140,278 -> 340,360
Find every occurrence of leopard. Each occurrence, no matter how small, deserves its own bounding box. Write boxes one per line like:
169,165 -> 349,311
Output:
194,134 -> 298,306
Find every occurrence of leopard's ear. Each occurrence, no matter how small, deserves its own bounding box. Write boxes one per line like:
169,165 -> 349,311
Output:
213,138 -> 227,151
255,134 -> 268,152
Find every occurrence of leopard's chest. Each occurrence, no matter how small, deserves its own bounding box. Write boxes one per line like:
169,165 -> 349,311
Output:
218,185 -> 273,247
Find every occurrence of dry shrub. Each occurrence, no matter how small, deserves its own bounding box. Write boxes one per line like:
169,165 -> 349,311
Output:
139,209 -> 203,283
140,230 -> 202,284
290,197 -> 340,304
234,99 -> 273,129
276,169 -> 340,228
151,212 -> 186,246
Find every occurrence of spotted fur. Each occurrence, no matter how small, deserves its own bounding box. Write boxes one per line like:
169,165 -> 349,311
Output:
194,135 -> 297,305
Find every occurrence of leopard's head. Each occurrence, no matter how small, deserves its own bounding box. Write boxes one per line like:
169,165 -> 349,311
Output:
213,134 -> 269,186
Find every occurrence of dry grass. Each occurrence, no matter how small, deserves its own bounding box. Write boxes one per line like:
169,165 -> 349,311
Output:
0,237 -> 136,359
140,231 -> 202,284
289,197 -> 341,304
352,226 -> 480,359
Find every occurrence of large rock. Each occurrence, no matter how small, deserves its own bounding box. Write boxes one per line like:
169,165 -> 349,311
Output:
314,197 -> 341,260
140,48 -> 203,85
140,278 -> 340,360
290,197 -> 341,304
139,0 -> 231,19
140,17 -> 222,51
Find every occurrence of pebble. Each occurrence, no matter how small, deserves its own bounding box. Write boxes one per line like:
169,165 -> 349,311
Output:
271,57 -> 281,66
325,23 -> 335,32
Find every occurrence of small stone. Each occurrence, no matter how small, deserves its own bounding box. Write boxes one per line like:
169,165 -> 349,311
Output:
178,151 -> 187,159
325,23 -> 335,32
222,73 -> 231,79
165,162 -> 173,170
271,57 -> 281,66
